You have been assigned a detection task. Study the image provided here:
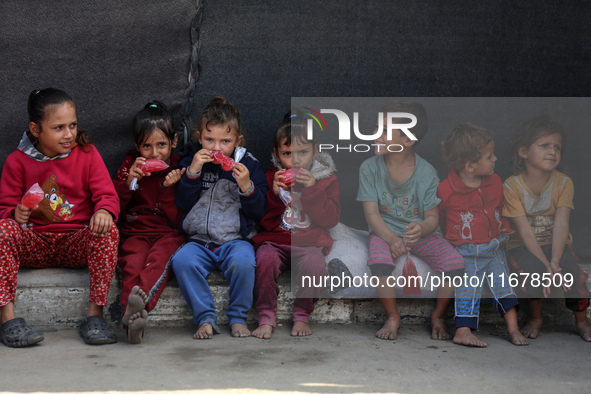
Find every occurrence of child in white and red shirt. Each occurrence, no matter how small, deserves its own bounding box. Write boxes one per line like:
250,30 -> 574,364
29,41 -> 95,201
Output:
438,123 -> 528,347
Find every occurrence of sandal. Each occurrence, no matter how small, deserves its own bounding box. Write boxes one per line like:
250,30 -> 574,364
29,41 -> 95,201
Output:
79,316 -> 118,345
0,318 -> 44,348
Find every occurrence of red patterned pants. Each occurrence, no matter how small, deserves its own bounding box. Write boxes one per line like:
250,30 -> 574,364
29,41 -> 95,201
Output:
0,219 -> 119,307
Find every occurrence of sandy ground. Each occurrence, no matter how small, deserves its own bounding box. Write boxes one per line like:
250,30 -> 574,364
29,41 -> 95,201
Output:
1,322 -> 590,394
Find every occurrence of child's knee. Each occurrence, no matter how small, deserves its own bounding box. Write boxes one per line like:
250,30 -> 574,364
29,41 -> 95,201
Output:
170,248 -> 194,273
255,244 -> 283,268
0,219 -> 21,238
227,257 -> 256,275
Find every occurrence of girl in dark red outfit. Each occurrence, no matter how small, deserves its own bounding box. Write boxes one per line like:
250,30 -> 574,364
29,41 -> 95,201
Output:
113,101 -> 185,343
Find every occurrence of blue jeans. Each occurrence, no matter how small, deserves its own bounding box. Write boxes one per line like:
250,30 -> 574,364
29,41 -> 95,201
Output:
171,240 -> 255,332
455,236 -> 518,330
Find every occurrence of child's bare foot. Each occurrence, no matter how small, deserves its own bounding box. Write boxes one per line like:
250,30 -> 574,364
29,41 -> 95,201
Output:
508,329 -> 529,346
122,286 -> 148,326
453,327 -> 487,347
231,323 -> 250,338
576,320 -> 591,342
520,319 -> 543,339
431,317 -> 451,340
376,316 -> 400,340
194,322 -> 213,339
127,310 -> 148,344
291,321 -> 312,336
252,324 -> 273,339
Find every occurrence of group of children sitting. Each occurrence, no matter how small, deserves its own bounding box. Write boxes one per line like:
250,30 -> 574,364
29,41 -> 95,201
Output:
0,89 -> 589,348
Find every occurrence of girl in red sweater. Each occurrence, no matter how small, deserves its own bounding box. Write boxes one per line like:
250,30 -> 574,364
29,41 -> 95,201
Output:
113,101 -> 185,344
0,88 -> 120,347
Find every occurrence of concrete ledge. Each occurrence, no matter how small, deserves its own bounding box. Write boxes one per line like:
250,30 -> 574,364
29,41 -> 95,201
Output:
10,264 -> 591,330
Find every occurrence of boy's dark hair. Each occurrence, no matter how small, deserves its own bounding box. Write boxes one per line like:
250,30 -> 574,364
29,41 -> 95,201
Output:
378,100 -> 428,146
27,87 -> 92,149
197,96 -> 244,146
506,114 -> 567,175
132,100 -> 176,147
442,123 -> 494,172
274,108 -> 315,151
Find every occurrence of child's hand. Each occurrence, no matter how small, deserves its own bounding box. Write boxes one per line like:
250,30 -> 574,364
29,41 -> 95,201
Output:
127,157 -> 147,186
549,260 -> 562,275
388,236 -> 409,260
14,203 -> 37,225
233,162 -> 252,193
295,168 -> 316,188
163,167 -> 186,187
550,259 -> 571,293
539,265 -> 553,298
404,222 -> 423,248
189,149 -> 213,174
90,209 -> 113,237
273,169 -> 289,195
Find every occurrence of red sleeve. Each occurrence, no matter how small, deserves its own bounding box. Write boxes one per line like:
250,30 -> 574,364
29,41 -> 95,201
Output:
259,167 -> 287,232
89,146 -> 120,221
0,152 -> 26,220
300,174 -> 340,229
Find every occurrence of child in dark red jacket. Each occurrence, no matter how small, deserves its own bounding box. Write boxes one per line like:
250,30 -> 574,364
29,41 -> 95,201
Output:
113,101 -> 185,344
252,110 -> 340,339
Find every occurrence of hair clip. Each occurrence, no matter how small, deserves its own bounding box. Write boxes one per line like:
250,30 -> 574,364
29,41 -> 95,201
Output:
289,114 -> 297,118
35,90 -> 40,95
150,104 -> 158,108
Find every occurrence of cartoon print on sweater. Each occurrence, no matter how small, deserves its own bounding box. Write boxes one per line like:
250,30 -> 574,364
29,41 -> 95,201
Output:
454,211 -> 474,240
30,175 -> 75,223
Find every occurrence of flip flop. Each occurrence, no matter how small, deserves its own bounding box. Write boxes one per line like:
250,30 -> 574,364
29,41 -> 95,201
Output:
0,318 -> 44,348
79,316 -> 118,345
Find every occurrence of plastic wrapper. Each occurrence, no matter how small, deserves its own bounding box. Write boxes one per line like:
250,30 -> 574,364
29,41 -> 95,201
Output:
129,159 -> 169,190
21,183 -> 44,208
211,150 -> 235,171
20,183 -> 44,229
401,239 -> 422,296
140,159 -> 169,173
277,167 -> 302,205
234,147 -> 246,163
278,187 -> 291,206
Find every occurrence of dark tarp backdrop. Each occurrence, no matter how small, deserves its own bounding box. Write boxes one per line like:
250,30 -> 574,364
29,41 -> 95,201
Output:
0,1 -> 196,173
1,0 -> 590,257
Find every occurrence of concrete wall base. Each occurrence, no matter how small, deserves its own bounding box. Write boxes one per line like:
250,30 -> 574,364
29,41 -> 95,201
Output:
10,266 -> 591,330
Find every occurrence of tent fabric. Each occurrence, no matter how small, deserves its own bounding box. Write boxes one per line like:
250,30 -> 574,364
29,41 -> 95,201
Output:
0,1 -> 197,173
